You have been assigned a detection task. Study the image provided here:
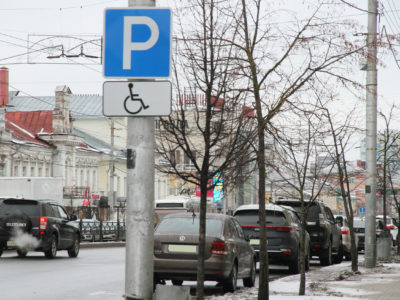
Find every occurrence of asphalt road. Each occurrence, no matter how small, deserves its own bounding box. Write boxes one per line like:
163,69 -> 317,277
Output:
0,246 -> 322,299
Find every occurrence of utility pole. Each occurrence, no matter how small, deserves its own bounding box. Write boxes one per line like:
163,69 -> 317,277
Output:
365,0 -> 378,268
109,118 -> 115,216
125,1 -> 156,300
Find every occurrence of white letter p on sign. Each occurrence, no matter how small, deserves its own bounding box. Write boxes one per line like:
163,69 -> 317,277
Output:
123,16 -> 159,70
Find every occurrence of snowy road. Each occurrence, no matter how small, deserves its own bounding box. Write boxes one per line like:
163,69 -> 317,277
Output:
0,247 -> 125,300
0,246 -> 320,299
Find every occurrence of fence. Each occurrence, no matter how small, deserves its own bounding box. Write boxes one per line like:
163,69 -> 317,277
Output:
77,220 -> 126,242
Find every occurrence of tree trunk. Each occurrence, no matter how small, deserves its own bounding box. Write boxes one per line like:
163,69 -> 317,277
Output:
196,174 -> 208,299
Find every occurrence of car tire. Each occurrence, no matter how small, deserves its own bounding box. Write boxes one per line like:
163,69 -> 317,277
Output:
17,249 -> 28,258
344,252 -> 351,261
305,250 -> 310,271
0,248 -> 2,257
68,234 -> 80,258
289,254 -> 300,274
171,279 -> 183,286
243,259 -> 256,287
44,234 -> 57,259
320,240 -> 332,266
223,263 -> 238,293
333,244 -> 343,264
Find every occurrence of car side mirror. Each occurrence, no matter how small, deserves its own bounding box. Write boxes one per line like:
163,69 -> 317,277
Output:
70,214 -> 78,221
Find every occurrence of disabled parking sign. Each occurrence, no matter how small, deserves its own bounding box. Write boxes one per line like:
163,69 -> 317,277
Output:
103,8 -> 171,78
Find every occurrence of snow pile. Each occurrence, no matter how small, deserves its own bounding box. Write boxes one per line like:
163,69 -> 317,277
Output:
206,259 -> 400,300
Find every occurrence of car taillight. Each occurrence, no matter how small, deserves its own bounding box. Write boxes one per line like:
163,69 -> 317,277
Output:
387,225 -> 395,230
211,240 -> 228,255
341,228 -> 349,235
267,226 -> 293,232
39,216 -> 48,230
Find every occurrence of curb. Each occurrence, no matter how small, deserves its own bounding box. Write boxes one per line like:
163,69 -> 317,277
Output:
80,241 -> 126,249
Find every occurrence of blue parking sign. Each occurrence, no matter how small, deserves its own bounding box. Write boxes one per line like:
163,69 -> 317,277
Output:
103,8 -> 171,78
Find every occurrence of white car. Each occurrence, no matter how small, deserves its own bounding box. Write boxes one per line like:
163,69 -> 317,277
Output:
376,215 -> 398,246
334,215 -> 358,260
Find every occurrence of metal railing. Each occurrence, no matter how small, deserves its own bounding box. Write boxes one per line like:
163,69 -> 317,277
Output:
77,220 -> 126,242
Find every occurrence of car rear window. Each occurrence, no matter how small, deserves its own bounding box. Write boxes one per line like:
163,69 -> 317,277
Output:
0,199 -> 40,216
276,201 -> 320,222
234,210 -> 288,226
155,217 -> 223,235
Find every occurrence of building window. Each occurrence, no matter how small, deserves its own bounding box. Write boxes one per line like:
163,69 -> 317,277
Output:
31,167 -> 35,177
14,165 -> 18,176
22,166 -> 27,177
349,177 -> 355,184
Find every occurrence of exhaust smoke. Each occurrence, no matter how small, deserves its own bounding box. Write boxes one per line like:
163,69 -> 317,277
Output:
11,228 -> 40,250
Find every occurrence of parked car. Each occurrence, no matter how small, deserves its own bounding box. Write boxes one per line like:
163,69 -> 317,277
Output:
0,198 -> 80,258
72,219 -> 100,241
353,218 -> 365,251
233,204 -> 310,274
153,213 -> 256,292
274,199 -> 343,266
334,215 -> 358,260
376,215 -> 398,246
353,217 -> 387,252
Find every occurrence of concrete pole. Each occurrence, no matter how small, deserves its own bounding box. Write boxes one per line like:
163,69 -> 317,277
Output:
125,1 -> 156,299
109,119 -> 115,215
365,0 -> 378,268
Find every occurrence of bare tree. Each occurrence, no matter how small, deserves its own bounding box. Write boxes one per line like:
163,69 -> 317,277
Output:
377,105 -> 400,249
232,1 -> 364,298
269,102 -> 336,295
322,102 -> 361,272
155,1 -> 255,298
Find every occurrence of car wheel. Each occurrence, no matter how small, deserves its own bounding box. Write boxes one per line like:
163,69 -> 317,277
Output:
45,234 -> 57,259
17,249 -> 28,258
243,259 -> 256,287
344,252 -> 351,261
223,263 -> 238,293
68,234 -> 80,258
289,253 -> 300,274
0,248 -> 2,257
305,250 -> 310,271
320,240 -> 332,266
333,244 -> 343,264
171,279 -> 183,286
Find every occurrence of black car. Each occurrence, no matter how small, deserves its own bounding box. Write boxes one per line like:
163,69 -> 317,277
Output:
274,199 -> 343,266
0,198 -> 80,258
233,204 -> 310,274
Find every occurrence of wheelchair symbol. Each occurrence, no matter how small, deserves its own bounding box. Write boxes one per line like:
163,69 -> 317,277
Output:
123,83 -> 149,115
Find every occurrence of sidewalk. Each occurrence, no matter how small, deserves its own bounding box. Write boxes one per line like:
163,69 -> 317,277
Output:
207,256 -> 400,300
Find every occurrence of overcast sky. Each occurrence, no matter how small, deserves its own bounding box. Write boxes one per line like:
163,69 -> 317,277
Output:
0,0 -> 399,125
0,1 -> 398,94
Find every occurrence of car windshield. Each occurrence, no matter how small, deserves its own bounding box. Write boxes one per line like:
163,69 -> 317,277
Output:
0,199 -> 40,216
155,217 -> 223,235
234,210 -> 287,226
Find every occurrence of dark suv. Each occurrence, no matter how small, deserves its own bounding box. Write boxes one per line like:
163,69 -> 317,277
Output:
0,198 -> 80,258
233,204 -> 310,274
274,199 -> 343,266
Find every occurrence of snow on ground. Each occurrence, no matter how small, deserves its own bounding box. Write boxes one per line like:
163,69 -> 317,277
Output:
206,258 -> 400,300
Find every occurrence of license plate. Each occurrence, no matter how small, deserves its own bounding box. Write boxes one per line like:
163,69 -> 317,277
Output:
7,241 -> 16,248
250,239 -> 269,246
6,222 -> 26,228
168,244 -> 197,253
250,239 -> 260,245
